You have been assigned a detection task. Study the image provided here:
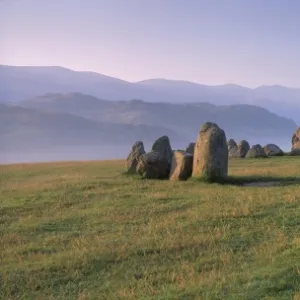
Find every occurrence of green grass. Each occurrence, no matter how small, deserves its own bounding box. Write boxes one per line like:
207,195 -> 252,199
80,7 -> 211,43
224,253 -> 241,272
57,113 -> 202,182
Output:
1,157 -> 300,300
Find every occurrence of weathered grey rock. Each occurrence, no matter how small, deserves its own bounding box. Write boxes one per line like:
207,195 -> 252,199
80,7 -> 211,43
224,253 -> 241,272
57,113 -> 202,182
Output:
228,139 -> 238,158
291,127 -> 300,155
185,142 -> 195,155
136,151 -> 170,179
237,140 -> 250,158
246,144 -> 267,159
228,139 -> 237,149
192,122 -> 228,181
151,135 -> 173,164
169,150 -> 193,181
264,144 -> 284,156
126,141 -> 145,174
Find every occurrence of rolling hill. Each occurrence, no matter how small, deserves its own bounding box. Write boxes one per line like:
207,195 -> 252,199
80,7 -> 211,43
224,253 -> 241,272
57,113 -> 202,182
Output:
19,93 -> 297,145
1,65 -> 300,124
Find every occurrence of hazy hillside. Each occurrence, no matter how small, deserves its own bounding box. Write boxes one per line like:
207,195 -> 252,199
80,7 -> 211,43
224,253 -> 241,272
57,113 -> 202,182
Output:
20,93 -> 296,145
137,80 -> 300,124
0,65 -> 170,105
1,66 -> 298,163
1,65 -> 300,123
0,103 -> 186,163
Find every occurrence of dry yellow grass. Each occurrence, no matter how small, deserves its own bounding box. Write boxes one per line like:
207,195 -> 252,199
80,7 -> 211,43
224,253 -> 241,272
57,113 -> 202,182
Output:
0,157 -> 300,299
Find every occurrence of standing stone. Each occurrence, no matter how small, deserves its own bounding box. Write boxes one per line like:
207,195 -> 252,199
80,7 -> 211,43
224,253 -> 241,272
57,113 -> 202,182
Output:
192,122 -> 228,182
237,140 -> 250,158
169,150 -> 193,181
136,151 -> 170,179
228,139 -> 238,158
151,135 -> 173,164
126,141 -> 145,174
185,142 -> 195,155
264,144 -> 284,156
246,144 -> 267,158
291,127 -> 300,155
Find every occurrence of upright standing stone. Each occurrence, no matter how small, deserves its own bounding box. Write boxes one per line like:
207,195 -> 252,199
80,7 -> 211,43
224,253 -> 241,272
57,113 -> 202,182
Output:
192,122 -> 228,182
126,141 -> 145,174
228,139 -> 238,158
169,150 -> 193,181
151,135 -> 173,164
237,140 -> 250,158
291,127 -> 300,155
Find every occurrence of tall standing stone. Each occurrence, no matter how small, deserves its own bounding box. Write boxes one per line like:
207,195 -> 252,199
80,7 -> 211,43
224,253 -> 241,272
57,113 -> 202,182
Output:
192,122 -> 228,182
126,141 -> 145,174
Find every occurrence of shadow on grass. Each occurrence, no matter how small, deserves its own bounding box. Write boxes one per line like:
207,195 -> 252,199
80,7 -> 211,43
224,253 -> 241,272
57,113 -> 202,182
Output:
123,171 -> 300,186
192,175 -> 300,187
121,171 -> 142,179
121,171 -> 170,181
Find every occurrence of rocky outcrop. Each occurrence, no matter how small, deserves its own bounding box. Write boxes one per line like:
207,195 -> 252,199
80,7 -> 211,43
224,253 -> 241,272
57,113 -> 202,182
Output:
136,151 -> 170,179
264,144 -> 284,156
192,122 -> 228,182
126,141 -> 146,174
169,150 -> 193,181
246,144 -> 267,159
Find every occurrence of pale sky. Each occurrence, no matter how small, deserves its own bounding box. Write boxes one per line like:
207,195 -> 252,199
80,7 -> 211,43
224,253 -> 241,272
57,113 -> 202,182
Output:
1,0 -> 300,87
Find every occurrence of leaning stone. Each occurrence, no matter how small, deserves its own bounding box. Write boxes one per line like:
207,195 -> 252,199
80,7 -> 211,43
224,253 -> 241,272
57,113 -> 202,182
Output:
126,141 -> 145,174
169,150 -> 193,181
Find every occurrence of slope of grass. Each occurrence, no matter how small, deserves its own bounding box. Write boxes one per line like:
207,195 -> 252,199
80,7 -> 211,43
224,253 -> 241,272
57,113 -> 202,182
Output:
1,157 -> 300,300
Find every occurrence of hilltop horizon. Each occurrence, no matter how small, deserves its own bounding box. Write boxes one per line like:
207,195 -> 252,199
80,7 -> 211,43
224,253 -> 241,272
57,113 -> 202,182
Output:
2,1 -> 300,88
1,64 -> 300,90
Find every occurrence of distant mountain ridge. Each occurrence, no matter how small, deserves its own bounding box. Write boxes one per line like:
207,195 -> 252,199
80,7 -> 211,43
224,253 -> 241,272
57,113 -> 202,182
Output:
18,92 -> 296,143
1,65 -> 300,124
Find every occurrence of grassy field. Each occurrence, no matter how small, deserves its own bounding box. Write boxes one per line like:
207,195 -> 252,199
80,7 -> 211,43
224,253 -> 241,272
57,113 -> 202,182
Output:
1,157 -> 300,300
